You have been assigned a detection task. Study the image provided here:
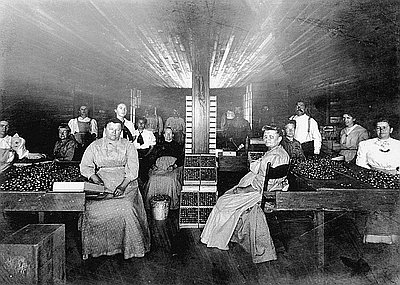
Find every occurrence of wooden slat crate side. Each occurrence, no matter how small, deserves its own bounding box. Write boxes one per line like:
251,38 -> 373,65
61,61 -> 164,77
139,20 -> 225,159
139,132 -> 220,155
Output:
0,224 -> 65,285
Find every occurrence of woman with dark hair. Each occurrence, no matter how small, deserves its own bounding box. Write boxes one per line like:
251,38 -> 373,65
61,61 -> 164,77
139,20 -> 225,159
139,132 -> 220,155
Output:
103,103 -> 135,142
201,124 -> 289,263
339,111 -> 369,162
53,123 -> 78,161
79,118 -> 150,260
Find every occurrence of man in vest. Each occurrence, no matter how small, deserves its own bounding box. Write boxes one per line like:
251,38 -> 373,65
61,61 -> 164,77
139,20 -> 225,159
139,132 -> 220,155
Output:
289,101 -> 322,156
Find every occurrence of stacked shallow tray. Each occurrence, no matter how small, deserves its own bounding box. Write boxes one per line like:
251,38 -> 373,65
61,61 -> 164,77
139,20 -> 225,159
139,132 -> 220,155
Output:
179,154 -> 217,228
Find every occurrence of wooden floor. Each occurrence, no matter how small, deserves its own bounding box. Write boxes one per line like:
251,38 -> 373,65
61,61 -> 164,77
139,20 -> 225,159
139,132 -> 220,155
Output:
1,206 -> 400,285
57,210 -> 399,285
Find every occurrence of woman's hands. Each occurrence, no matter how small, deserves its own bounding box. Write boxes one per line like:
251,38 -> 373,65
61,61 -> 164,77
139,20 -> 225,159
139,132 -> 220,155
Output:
90,174 -> 104,186
113,178 -> 130,197
113,186 -> 125,197
167,164 -> 177,172
232,186 -> 255,194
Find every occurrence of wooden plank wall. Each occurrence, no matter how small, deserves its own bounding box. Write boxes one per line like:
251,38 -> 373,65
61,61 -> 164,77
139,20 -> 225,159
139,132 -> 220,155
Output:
1,81 -> 116,154
252,81 -> 290,132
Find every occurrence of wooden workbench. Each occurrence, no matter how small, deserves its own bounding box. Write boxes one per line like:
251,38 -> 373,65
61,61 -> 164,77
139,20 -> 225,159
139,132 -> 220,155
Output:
270,170 -> 400,269
0,191 -> 86,224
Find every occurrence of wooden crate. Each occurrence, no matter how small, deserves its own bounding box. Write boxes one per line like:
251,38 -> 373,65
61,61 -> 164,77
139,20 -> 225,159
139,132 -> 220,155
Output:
183,154 -> 217,185
0,224 -> 65,285
179,185 -> 217,228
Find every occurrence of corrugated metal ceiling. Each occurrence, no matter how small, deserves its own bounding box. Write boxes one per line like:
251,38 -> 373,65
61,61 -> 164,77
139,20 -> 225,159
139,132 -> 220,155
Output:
1,0 -> 398,91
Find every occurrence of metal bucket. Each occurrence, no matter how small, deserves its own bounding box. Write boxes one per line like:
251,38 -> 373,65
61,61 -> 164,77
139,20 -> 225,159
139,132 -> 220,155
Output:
150,195 -> 171,220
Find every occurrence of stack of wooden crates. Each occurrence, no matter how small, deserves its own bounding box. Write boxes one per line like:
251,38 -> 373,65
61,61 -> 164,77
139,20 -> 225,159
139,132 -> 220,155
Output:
179,154 -> 218,228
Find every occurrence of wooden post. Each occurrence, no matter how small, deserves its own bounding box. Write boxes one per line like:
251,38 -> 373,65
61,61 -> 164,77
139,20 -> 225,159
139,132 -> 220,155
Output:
0,7 -> 5,114
38,212 -> 45,224
314,210 -> 325,270
192,43 -> 210,153
130,89 -> 134,123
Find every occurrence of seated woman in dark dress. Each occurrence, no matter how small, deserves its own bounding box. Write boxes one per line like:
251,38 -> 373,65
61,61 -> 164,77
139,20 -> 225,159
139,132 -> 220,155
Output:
144,127 -> 184,210
53,124 -> 78,161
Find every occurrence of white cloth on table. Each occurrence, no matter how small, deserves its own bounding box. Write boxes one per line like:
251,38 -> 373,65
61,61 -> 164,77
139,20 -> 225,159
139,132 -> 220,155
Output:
0,134 -> 30,160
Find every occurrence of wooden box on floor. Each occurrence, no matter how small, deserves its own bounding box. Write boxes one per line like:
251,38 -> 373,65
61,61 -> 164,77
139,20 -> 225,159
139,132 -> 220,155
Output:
181,154 -> 218,228
179,185 -> 217,228
0,224 -> 65,285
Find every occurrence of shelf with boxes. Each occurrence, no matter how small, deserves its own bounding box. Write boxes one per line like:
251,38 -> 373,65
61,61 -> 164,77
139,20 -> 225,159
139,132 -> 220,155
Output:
179,154 -> 218,228
183,154 -> 217,185
179,185 -> 217,228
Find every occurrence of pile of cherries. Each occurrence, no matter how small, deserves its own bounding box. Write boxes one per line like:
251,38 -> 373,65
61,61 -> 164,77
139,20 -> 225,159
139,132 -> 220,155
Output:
292,156 -> 337,180
0,163 -> 84,192
333,165 -> 400,189
292,156 -> 400,189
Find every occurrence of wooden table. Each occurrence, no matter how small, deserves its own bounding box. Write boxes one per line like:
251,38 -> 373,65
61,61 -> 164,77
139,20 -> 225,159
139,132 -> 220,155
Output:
269,171 -> 400,269
0,191 -> 86,223
218,155 -> 248,172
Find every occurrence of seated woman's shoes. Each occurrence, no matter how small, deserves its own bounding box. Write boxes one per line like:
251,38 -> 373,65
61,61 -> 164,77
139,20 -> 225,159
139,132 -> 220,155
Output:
340,256 -> 370,275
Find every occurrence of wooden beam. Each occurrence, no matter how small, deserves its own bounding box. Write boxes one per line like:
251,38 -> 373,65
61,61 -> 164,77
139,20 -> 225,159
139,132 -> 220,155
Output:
192,40 -> 210,153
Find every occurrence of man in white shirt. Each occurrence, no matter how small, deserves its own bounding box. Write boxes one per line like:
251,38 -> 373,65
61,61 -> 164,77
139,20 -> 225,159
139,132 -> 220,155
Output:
68,105 -> 98,148
289,101 -> 322,156
133,117 -> 156,187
